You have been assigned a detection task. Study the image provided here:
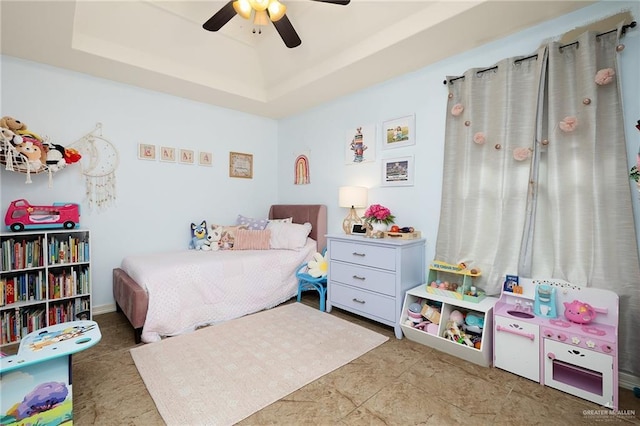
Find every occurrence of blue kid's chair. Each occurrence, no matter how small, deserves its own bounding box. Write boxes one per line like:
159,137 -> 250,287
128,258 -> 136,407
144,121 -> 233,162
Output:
295,248 -> 328,311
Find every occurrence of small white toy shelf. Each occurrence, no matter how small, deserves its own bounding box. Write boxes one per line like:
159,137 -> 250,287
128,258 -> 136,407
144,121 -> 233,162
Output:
401,283 -> 498,367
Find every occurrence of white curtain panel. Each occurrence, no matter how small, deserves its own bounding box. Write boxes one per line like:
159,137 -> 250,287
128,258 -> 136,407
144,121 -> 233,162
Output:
437,22 -> 640,377
529,27 -> 640,377
437,49 -> 546,295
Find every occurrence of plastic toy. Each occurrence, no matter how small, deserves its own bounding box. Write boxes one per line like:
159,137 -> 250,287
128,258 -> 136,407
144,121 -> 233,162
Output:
534,284 -> 557,318
407,302 -> 423,323
5,199 -> 80,232
189,220 -> 211,250
563,300 -> 601,324
464,312 -> 484,334
442,320 -> 474,347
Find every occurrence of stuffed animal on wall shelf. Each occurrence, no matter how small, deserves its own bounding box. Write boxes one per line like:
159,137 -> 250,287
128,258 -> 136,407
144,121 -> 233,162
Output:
14,138 -> 46,171
0,116 -> 43,141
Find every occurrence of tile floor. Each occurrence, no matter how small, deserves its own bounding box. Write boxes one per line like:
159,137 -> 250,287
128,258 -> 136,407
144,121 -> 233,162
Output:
6,293 -> 640,425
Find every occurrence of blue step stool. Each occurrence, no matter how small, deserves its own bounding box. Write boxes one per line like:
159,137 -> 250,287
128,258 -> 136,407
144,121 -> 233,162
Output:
295,250 -> 328,311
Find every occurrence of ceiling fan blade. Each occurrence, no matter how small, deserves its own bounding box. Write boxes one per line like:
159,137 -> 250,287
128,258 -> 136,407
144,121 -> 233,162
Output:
310,0 -> 351,5
202,1 -> 237,32
271,14 -> 302,48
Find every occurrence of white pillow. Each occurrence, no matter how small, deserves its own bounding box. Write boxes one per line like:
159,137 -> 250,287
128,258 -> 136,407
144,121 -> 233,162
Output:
267,221 -> 312,250
268,217 -> 293,224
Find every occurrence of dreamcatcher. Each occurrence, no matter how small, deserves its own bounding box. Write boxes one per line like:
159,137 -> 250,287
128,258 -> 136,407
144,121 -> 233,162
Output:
69,123 -> 119,211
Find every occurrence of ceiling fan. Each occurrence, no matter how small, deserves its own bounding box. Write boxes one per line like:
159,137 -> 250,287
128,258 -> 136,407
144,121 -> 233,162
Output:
202,0 -> 350,48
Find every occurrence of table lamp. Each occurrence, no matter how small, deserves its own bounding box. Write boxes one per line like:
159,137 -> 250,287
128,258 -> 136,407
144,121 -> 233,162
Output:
338,186 -> 368,234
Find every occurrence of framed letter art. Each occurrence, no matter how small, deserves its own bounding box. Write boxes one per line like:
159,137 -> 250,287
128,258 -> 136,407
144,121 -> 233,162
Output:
199,151 -> 212,166
160,146 -> 176,162
179,149 -> 195,164
138,143 -> 156,160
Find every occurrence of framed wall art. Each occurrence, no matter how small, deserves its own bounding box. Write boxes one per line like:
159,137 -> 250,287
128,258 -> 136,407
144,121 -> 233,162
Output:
229,151 -> 253,178
138,143 -> 156,160
382,114 -> 415,149
345,124 -> 376,165
199,151 -> 212,166
381,155 -> 414,187
160,146 -> 176,162
179,149 -> 195,164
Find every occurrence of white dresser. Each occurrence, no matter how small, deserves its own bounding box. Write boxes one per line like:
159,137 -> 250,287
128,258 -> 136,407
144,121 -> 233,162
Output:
325,234 -> 425,338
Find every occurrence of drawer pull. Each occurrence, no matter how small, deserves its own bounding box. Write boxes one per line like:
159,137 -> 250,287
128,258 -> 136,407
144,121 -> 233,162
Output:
352,298 -> 366,304
352,275 -> 365,281
352,252 -> 366,257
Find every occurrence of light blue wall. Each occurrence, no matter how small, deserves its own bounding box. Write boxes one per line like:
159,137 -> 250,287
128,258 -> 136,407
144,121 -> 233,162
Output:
1,0 -> 638,309
277,0 -> 640,270
0,58 -> 280,307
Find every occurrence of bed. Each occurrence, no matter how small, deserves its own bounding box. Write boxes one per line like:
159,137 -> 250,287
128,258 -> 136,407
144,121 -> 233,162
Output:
113,204 -> 327,343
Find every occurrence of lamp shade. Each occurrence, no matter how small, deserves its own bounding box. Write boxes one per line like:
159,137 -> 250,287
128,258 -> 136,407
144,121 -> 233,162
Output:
233,0 -> 252,19
338,186 -> 367,208
267,0 -> 286,21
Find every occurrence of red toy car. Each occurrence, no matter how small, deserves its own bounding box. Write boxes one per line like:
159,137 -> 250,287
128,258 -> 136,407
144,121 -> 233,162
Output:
5,199 -> 80,232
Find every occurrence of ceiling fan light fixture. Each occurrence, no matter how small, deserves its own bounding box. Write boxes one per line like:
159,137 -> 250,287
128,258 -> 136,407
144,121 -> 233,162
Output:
267,0 -> 286,22
233,0 -> 252,19
253,9 -> 270,26
249,0 -> 270,12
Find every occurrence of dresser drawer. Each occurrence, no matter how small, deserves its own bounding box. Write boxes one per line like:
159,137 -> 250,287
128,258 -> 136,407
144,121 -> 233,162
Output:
330,262 -> 395,296
329,283 -> 395,322
330,240 -> 396,271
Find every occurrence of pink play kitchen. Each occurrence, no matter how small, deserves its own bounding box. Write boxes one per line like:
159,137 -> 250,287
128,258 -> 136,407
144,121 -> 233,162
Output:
494,275 -> 619,409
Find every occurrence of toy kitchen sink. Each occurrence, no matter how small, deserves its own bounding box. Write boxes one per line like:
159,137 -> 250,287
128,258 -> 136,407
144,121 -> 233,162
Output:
493,275 -> 619,409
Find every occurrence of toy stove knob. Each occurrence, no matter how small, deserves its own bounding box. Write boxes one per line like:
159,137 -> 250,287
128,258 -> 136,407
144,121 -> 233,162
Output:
557,333 -> 567,342
602,344 -> 613,353
586,340 -> 596,349
571,336 -> 581,345
543,330 -> 554,338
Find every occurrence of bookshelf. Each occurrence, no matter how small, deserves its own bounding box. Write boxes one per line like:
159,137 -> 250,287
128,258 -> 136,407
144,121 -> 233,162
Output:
0,229 -> 91,346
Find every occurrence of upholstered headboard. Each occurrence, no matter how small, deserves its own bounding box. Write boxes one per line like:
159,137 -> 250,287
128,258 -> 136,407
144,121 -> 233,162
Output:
269,204 -> 327,252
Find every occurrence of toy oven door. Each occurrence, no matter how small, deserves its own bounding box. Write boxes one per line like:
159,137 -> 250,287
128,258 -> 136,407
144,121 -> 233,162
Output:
543,339 -> 615,408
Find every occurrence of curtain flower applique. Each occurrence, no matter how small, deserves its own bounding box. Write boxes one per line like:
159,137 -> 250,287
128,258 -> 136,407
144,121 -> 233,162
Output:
595,68 -> 615,85
513,147 -> 532,161
451,103 -> 464,116
559,116 -> 578,132
473,132 -> 486,145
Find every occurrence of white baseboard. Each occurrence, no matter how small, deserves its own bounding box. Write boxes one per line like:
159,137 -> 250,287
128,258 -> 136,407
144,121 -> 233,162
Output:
619,371 -> 640,390
93,303 -> 117,316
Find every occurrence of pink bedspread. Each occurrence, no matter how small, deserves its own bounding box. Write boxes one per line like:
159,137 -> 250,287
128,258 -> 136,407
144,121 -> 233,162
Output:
120,240 -> 316,343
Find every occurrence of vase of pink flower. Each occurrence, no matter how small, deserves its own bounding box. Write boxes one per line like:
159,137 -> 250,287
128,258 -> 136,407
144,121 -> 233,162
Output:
363,204 -> 395,232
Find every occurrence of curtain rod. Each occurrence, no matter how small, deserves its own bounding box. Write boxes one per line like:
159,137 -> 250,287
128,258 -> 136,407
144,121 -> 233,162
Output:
443,20 -> 637,85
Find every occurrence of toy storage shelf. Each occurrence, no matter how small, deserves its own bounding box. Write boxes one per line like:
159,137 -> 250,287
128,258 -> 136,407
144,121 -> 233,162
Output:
0,229 -> 91,347
400,284 -> 498,367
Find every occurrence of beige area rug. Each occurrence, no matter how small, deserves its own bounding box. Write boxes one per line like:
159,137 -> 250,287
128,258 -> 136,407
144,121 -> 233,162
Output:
130,302 -> 388,426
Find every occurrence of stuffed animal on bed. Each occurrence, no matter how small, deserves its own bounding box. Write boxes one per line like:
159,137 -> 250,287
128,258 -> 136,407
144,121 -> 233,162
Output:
207,225 -> 222,251
189,220 -> 211,250
211,224 -> 248,250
